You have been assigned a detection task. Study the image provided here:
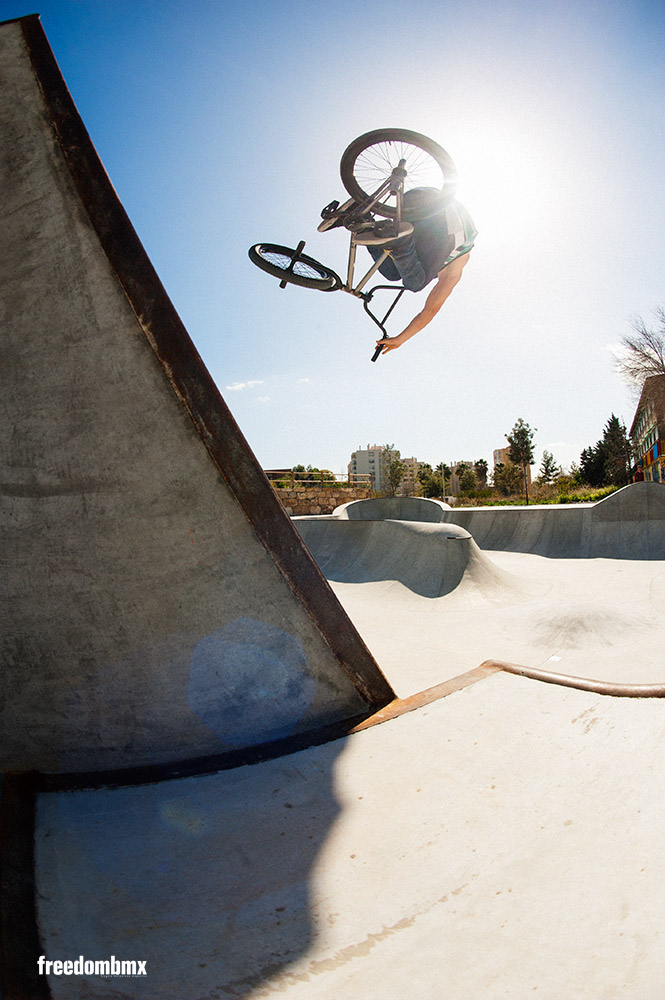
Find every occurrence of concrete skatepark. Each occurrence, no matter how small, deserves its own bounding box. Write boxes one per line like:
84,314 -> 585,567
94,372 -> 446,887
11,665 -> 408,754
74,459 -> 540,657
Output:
2,14 -> 665,1000
296,487 -> 665,696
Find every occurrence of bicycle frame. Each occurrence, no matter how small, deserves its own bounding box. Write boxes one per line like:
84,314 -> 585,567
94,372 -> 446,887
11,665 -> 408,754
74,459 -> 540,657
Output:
253,159 -> 413,360
329,158 -> 410,343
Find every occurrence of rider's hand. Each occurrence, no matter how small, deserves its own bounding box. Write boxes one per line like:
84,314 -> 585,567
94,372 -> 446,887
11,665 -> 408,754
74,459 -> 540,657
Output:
376,335 -> 402,354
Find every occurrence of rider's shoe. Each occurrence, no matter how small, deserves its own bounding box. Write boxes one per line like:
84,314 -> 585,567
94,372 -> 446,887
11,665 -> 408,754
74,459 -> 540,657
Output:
352,220 -> 414,245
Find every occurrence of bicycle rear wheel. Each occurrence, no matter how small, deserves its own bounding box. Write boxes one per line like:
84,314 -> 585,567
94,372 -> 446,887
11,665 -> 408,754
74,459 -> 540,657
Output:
249,243 -> 340,290
340,129 -> 457,221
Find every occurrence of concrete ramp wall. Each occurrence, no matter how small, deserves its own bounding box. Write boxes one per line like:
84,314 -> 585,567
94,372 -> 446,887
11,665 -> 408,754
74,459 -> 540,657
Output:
0,16 -> 393,774
444,484 -> 665,558
335,485 -> 665,560
336,496 -> 450,521
295,518 -> 512,598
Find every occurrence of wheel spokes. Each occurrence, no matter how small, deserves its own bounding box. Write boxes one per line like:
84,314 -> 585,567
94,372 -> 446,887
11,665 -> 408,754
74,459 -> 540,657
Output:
261,250 -> 325,281
354,140 -> 446,195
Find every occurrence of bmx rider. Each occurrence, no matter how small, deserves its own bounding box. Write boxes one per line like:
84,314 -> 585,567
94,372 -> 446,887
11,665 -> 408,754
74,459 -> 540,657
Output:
355,188 -> 477,356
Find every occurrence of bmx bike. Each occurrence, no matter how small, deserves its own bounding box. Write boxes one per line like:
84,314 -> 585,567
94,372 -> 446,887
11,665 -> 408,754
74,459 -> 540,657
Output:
248,128 -> 457,361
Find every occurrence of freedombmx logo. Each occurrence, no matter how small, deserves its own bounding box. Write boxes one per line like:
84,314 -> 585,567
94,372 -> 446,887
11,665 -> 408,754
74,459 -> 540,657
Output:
38,955 -> 147,978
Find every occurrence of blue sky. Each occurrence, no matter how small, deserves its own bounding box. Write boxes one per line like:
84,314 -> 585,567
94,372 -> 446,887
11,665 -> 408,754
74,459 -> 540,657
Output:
3,0 -> 664,476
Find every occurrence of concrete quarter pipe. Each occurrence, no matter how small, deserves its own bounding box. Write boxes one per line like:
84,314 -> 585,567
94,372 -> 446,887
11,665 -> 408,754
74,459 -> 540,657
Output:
0,14 -> 393,777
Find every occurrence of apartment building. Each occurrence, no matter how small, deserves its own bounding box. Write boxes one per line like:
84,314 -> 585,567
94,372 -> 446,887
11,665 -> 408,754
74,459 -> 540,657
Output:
398,456 -> 423,496
348,444 -> 392,492
348,445 -> 424,494
493,447 -> 510,468
630,375 -> 665,482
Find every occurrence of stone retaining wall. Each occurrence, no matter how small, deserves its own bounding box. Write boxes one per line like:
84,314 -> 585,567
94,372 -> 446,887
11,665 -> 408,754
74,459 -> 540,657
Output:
272,487 -> 374,516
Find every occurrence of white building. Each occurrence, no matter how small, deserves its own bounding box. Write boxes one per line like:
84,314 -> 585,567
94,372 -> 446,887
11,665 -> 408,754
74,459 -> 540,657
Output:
348,444 -> 398,492
399,456 -> 423,495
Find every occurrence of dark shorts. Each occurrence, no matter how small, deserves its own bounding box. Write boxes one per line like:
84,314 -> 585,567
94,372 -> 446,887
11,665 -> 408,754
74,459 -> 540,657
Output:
367,230 -> 457,292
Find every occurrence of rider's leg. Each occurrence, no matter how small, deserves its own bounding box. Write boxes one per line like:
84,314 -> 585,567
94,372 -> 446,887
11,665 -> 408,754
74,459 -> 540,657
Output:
366,245 -> 401,281
366,236 -> 427,290
353,219 -> 413,244
380,234 -> 428,291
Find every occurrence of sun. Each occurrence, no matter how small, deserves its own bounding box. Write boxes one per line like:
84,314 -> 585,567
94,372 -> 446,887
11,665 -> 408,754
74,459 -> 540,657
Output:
445,123 -> 556,244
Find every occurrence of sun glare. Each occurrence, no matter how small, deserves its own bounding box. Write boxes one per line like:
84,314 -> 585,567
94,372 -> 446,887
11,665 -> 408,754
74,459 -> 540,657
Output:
447,125 -> 555,243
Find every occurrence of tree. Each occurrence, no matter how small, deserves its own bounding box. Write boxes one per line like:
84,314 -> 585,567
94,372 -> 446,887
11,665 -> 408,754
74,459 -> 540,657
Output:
417,463 -> 431,492
379,443 -> 405,497
438,462 -> 451,497
602,414 -> 632,486
474,459 -> 489,487
568,461 -> 582,483
459,467 -> 479,493
492,461 -> 523,496
506,418 -> 536,504
291,464 -> 334,484
615,307 -> 665,387
538,450 -> 560,485
385,456 -> 406,496
418,462 -> 449,498
380,443 -> 396,485
580,443 -> 607,487
579,414 -> 632,488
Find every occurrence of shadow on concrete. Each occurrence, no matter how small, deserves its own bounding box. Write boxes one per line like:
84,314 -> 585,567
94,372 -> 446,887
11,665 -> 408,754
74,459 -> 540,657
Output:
4,738 -> 346,999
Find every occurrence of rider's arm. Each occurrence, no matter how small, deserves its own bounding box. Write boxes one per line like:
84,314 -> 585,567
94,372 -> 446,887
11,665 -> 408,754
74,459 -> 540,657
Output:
376,251 -> 470,354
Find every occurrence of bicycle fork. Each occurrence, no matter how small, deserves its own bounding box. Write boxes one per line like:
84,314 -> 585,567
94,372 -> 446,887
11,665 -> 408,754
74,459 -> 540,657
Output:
278,240 -> 307,288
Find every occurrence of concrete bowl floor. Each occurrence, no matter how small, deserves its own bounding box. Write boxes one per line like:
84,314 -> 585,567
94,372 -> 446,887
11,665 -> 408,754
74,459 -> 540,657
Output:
293,496 -> 665,698
34,675 -> 665,999
329,549 -> 665,696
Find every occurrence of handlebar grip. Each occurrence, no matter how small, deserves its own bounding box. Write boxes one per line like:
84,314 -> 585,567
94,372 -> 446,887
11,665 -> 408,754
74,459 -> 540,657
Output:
371,345 -> 383,362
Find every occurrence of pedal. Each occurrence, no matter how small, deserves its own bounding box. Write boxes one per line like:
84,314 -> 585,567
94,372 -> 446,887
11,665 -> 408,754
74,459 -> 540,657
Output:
320,199 -> 340,219
318,200 -> 345,233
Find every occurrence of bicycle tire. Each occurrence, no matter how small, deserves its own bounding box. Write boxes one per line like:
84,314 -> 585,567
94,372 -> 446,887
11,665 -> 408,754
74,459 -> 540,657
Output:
248,243 -> 340,290
340,128 -> 457,221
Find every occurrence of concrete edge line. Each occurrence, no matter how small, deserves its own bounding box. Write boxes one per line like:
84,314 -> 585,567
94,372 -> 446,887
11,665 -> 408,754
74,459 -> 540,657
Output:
7,658 -> 662,799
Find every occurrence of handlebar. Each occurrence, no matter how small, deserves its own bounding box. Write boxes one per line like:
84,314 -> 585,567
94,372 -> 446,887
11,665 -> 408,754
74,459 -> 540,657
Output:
364,285 -> 407,361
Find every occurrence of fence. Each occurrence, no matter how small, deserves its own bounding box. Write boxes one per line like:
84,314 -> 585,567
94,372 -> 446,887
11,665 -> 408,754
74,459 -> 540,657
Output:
264,469 -> 373,490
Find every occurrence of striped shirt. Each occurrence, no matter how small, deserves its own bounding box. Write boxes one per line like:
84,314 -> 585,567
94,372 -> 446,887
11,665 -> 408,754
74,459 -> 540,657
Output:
441,199 -> 478,265
413,199 -> 477,282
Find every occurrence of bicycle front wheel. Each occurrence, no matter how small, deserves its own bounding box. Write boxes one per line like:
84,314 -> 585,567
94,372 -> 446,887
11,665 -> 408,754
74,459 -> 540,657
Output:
340,129 -> 457,221
249,243 -> 340,290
